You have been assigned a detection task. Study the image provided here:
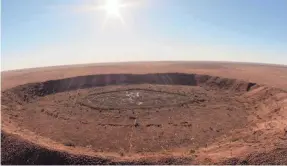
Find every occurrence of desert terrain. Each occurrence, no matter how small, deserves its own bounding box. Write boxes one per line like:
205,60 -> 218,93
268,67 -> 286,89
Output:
1,61 -> 287,164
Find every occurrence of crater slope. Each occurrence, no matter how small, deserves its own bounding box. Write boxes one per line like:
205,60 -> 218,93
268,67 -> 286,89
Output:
2,73 -> 287,164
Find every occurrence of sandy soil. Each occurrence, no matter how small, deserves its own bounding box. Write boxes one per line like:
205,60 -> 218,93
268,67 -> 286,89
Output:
1,61 -> 287,164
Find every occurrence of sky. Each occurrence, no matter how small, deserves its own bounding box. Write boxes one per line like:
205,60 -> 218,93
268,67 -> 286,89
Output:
2,0 -> 287,71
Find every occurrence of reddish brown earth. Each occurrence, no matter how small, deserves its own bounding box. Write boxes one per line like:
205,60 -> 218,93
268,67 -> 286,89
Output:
1,62 -> 287,164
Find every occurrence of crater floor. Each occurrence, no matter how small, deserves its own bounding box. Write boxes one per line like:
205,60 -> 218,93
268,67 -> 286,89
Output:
2,72 -> 287,164
2,74 -> 253,153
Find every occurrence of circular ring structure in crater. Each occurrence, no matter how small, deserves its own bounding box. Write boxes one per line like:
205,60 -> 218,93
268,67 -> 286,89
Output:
80,88 -> 195,110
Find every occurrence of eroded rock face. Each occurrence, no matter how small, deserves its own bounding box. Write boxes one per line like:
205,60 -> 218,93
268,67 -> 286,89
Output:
2,73 -> 257,100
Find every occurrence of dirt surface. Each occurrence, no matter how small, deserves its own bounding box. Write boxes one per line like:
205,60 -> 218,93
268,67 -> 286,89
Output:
2,61 -> 287,91
1,62 -> 287,164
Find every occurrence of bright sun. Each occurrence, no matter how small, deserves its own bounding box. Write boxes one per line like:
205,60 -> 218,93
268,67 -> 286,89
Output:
86,0 -> 137,26
104,0 -> 122,17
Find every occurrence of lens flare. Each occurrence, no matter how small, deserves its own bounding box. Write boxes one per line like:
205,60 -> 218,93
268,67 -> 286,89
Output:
104,0 -> 121,17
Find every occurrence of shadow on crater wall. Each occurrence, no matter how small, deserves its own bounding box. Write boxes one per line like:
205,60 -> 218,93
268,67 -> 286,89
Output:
7,73 -> 258,99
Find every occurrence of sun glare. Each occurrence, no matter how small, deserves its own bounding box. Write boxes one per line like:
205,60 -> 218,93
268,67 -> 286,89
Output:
85,0 -> 137,27
104,0 -> 122,17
